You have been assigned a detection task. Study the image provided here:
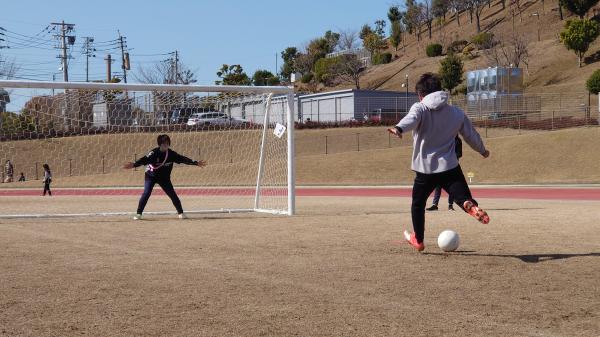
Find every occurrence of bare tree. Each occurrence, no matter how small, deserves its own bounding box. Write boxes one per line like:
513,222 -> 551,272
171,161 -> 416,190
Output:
335,54 -> 365,89
339,29 -> 359,51
421,0 -> 435,39
133,60 -> 197,85
133,59 -> 198,122
0,55 -> 20,80
510,0 -> 523,22
473,0 -> 487,33
449,0 -> 465,26
486,33 -> 530,69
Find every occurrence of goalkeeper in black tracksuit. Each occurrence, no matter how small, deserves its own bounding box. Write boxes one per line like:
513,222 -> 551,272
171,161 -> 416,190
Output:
124,134 -> 206,220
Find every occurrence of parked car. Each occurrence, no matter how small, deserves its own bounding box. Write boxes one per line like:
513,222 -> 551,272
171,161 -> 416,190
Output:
170,107 -> 205,124
186,112 -> 246,126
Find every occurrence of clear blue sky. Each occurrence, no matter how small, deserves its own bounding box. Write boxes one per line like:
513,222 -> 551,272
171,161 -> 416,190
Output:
1,0 -> 393,84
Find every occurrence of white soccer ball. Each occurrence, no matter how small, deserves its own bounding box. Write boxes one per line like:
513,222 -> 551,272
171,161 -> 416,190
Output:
437,230 -> 460,252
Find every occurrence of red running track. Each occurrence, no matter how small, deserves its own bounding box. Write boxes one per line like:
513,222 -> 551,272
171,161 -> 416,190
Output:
0,187 -> 599,200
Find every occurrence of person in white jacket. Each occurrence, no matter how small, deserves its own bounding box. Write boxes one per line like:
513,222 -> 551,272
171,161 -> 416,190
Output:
388,73 -> 490,252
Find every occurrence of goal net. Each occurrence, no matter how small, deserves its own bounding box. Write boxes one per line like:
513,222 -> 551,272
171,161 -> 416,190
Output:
0,80 -> 295,218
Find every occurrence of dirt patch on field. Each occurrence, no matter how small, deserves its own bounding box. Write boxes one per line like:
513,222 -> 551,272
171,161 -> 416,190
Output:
0,196 -> 598,336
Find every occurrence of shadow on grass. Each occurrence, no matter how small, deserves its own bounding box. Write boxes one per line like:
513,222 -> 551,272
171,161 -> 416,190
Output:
423,252 -> 600,263
584,50 -> 600,65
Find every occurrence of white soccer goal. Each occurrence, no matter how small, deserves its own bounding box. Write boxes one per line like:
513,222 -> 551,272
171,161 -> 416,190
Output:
0,80 -> 295,218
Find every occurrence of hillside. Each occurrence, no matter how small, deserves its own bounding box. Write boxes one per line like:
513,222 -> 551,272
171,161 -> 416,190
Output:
301,0 -> 600,101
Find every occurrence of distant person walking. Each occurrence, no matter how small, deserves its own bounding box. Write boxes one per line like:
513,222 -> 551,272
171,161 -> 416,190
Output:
18,172 -> 25,182
427,136 -> 463,211
4,160 -> 14,183
42,164 -> 52,196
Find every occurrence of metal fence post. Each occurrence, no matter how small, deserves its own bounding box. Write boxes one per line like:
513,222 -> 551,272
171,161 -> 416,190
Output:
69,159 -> 72,176
35,162 -> 38,180
325,135 -> 328,155
357,133 -> 360,152
102,156 -> 105,174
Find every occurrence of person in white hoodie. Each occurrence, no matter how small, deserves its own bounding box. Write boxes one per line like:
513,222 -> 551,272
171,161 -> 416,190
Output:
388,73 -> 490,252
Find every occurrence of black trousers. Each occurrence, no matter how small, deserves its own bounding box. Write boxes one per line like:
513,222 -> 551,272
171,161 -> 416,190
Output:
137,175 -> 183,214
411,165 -> 477,243
43,182 -> 51,196
431,186 -> 454,206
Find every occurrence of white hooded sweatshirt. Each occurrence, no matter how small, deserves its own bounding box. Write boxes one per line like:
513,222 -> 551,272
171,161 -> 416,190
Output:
396,91 -> 486,174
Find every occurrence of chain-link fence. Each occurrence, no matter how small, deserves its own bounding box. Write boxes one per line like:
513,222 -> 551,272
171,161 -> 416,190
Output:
450,93 -> 599,136
293,92 -> 598,157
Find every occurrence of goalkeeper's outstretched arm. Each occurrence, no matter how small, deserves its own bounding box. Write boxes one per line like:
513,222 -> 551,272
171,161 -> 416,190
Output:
173,151 -> 207,167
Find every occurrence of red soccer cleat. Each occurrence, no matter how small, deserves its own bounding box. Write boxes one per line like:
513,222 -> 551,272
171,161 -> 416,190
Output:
403,230 -> 425,252
463,200 -> 490,224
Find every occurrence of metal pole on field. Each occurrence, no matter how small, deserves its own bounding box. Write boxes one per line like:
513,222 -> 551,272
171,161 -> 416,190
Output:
325,135 -> 328,155
102,156 -> 105,174
286,91 -> 296,216
35,162 -> 38,180
69,159 -> 72,176
357,133 -> 360,152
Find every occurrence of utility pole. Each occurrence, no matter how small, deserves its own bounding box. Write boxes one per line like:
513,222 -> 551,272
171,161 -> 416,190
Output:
118,32 -> 129,83
51,21 -> 75,82
82,37 -> 95,82
104,54 -> 113,82
174,50 -> 179,84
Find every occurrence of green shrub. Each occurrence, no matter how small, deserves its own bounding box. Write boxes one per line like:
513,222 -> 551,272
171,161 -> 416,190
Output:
426,43 -> 443,57
586,69 -> 600,94
313,57 -> 341,85
447,40 -> 469,54
301,73 -> 314,83
471,32 -> 495,49
372,52 -> 393,65
439,53 -> 464,91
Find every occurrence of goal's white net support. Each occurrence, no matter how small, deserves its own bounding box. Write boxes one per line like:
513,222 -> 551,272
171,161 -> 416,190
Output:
0,80 -> 295,218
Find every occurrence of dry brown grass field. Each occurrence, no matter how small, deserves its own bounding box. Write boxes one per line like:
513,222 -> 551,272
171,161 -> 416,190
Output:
1,126 -> 599,189
1,196 -> 599,336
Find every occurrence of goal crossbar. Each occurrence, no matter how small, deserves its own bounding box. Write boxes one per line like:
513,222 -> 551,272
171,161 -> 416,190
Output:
0,80 -> 293,95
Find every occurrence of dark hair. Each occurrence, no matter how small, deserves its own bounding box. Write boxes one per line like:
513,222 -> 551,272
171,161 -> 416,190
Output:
157,134 -> 171,146
43,164 -> 50,171
415,73 -> 442,97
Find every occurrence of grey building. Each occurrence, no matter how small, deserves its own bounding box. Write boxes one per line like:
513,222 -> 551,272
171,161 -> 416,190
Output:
226,89 -> 419,125
297,89 -> 418,123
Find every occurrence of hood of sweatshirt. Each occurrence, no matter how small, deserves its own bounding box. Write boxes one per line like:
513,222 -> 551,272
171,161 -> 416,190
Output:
421,91 -> 449,111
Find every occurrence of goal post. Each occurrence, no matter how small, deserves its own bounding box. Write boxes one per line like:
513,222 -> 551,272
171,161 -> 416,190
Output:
0,80 -> 296,217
